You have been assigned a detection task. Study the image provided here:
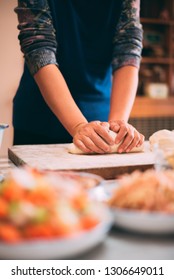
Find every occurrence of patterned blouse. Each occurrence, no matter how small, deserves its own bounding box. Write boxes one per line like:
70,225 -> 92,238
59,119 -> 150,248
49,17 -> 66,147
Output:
15,0 -> 143,76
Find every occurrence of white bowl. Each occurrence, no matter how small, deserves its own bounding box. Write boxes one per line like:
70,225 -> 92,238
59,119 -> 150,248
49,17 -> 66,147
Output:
0,206 -> 112,260
0,124 -> 9,181
0,124 -> 9,148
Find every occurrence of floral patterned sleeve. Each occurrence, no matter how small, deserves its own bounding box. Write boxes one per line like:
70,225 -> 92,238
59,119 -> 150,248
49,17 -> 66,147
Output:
112,0 -> 143,72
15,0 -> 57,75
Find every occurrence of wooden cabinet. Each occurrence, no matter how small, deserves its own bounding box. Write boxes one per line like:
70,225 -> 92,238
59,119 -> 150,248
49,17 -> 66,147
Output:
132,0 -> 174,109
130,0 -> 174,138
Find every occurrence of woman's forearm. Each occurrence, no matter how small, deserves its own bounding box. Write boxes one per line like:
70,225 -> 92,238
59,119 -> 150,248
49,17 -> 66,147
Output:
34,64 -> 88,136
108,66 -> 138,122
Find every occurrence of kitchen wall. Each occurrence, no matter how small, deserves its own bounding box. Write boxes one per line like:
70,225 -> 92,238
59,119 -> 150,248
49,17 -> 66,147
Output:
0,0 -> 23,156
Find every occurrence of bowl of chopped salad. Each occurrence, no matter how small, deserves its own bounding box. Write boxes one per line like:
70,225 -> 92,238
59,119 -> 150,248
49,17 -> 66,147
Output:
0,167 -> 112,259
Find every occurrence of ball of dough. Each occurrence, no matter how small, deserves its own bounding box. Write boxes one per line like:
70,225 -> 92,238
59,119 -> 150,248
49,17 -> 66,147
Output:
68,130 -> 144,154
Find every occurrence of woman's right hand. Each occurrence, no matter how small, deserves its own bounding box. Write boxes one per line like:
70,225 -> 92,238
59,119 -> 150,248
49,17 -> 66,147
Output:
73,121 -> 115,154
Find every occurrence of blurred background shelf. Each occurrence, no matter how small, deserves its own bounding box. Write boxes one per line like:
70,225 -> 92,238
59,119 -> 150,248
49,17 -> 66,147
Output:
131,97 -> 174,118
141,57 -> 173,64
132,0 -> 174,138
141,18 -> 174,25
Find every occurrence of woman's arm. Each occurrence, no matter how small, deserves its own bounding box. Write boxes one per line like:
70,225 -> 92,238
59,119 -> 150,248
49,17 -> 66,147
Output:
109,0 -> 144,152
15,0 -> 58,75
111,0 -> 143,74
109,66 -> 144,153
109,66 -> 138,122
15,0 -> 113,153
34,65 -> 114,154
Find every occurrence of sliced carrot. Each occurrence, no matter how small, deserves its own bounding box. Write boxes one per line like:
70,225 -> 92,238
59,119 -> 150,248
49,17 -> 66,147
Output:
71,194 -> 88,210
0,224 -> 21,243
80,215 -> 99,230
53,222 -> 78,237
2,182 -> 25,202
0,197 -> 8,218
26,187 -> 57,207
24,223 -> 55,239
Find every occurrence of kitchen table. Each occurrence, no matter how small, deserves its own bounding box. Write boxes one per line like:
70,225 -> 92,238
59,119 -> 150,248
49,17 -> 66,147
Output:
8,143 -> 154,179
1,157 -> 174,260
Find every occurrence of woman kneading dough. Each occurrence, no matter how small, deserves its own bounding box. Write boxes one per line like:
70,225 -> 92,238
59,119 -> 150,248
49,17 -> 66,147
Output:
69,122 -> 144,154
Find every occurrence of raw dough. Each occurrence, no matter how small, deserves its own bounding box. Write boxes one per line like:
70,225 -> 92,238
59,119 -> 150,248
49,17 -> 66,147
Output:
149,129 -> 174,150
68,130 -> 144,154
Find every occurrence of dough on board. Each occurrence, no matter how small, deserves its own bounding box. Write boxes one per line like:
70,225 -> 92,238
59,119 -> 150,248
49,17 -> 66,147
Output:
68,130 -> 144,154
149,129 -> 174,150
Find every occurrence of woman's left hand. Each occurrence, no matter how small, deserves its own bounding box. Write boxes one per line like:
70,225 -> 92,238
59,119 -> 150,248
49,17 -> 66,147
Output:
109,120 -> 145,153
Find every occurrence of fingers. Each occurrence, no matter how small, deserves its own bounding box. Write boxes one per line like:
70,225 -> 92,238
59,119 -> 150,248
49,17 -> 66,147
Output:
109,120 -> 145,153
74,139 -> 92,154
100,122 -> 110,130
73,121 -> 114,154
136,133 -> 145,148
76,136 -> 107,154
73,120 -> 145,154
114,121 -> 129,145
94,122 -> 115,146
117,127 -> 145,153
121,129 -> 141,153
109,120 -> 120,133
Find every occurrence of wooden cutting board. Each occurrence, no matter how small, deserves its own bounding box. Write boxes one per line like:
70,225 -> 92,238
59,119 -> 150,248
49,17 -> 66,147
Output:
8,142 -> 155,179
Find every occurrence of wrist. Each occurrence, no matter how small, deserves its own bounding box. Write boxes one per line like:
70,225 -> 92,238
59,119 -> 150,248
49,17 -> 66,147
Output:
109,117 -> 129,123
109,110 -> 129,122
71,121 -> 88,136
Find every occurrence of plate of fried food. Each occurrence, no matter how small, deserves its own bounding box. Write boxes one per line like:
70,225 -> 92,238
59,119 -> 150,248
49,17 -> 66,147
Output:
91,169 -> 174,234
0,167 -> 112,259
107,169 -> 174,234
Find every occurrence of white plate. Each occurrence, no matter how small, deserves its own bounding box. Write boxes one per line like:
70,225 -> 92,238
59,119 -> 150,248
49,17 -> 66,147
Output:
0,207 -> 112,260
92,180 -> 174,234
112,208 -> 174,234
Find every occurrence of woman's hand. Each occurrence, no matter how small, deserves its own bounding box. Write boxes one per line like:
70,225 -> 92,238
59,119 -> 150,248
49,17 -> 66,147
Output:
73,121 -> 115,154
109,120 -> 145,153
